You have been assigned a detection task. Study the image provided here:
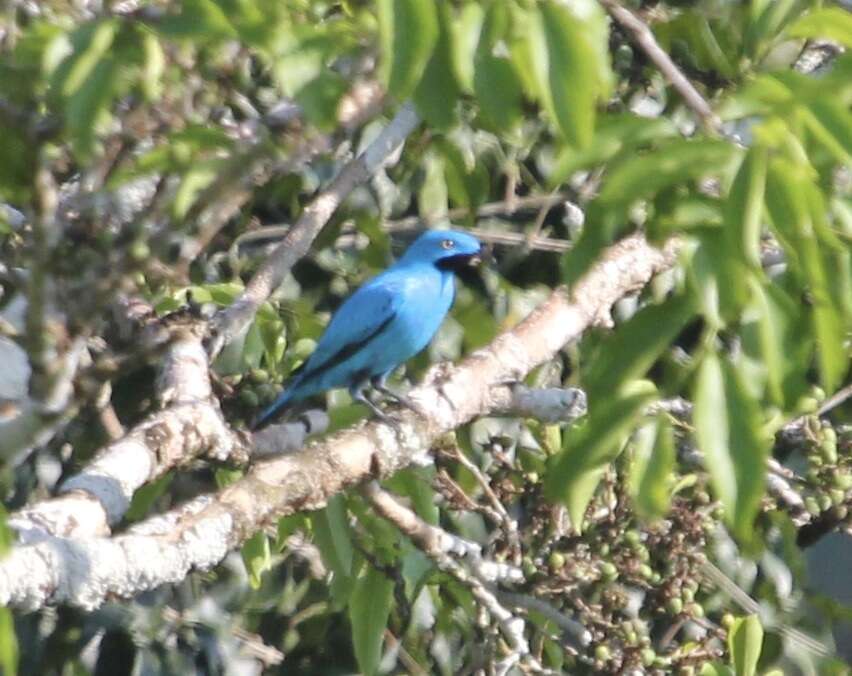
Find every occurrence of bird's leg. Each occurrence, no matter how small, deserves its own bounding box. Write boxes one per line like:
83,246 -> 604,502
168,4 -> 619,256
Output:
370,375 -> 426,417
351,383 -> 399,429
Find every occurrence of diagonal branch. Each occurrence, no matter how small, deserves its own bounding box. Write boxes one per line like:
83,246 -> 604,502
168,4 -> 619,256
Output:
599,0 -> 722,132
0,233 -> 678,610
209,103 -> 422,355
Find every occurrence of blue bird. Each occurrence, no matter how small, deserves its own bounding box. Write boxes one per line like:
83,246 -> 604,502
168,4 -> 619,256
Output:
251,229 -> 483,430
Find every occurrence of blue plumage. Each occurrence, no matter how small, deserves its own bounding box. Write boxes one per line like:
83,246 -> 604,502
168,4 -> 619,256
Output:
252,229 -> 482,429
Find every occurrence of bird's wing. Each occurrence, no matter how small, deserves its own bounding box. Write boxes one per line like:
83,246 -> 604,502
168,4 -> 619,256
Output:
293,274 -> 404,384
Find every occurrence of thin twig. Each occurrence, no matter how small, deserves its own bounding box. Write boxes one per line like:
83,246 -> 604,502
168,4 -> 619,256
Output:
816,382 -> 852,417
447,445 -> 522,564
599,0 -> 722,132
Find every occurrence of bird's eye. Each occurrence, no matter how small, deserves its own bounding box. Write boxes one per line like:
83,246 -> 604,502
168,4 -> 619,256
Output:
441,239 -> 455,250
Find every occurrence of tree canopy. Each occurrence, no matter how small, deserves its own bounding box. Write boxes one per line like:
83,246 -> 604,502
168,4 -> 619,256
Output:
0,1 -> 851,674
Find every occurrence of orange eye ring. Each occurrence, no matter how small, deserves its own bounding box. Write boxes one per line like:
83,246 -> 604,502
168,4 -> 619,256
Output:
441,239 -> 455,250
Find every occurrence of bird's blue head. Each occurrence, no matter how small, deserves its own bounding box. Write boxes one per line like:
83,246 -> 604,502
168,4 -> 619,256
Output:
400,229 -> 483,271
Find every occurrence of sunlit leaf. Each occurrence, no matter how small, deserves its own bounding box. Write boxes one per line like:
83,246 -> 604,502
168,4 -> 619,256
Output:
765,160 -> 846,392
724,145 -> 767,269
528,0 -> 612,148
693,353 -> 770,548
0,608 -> 18,676
549,114 -> 677,186
597,139 -> 740,209
241,531 -> 272,589
788,7 -> 852,49
545,382 -> 657,530
630,416 -> 676,520
745,280 -> 811,410
449,2 -> 484,93
378,0 -> 439,100
583,292 -> 694,400
727,615 -> 764,676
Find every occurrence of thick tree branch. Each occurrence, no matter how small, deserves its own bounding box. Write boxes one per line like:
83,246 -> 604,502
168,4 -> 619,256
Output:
9,329 -> 249,541
0,233 -> 677,609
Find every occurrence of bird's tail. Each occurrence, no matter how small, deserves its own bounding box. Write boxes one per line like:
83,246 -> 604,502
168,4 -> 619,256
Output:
250,389 -> 296,431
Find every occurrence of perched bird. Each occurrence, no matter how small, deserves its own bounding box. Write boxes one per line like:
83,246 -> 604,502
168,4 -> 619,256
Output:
252,229 -> 483,430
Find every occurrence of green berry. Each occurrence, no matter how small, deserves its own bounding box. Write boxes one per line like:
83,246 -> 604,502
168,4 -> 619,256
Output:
129,240 -> 150,262
641,648 -> 656,667
239,390 -> 259,407
805,496 -> 821,516
667,597 -> 684,615
594,645 -> 611,662
833,473 -> 852,490
601,562 -> 618,581
687,602 -> 704,619
625,530 -> 642,547
548,552 -> 566,571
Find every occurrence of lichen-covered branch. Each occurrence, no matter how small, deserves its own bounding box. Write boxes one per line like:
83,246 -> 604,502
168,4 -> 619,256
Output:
9,330 -> 248,542
0,233 -> 677,610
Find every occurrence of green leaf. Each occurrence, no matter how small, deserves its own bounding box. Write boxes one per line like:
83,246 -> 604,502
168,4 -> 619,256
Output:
349,564 -> 394,676
437,139 -> 489,212
788,8 -> 852,48
529,0 -> 612,147
765,161 -> 846,393
60,20 -> 118,97
413,4 -> 461,130
172,159 -> 224,219
727,615 -> 764,676
387,467 -> 439,525
545,382 -> 657,530
802,100 -> 852,166
312,494 -> 354,579
156,0 -> 238,41
125,473 -> 173,522
745,280 -> 811,410
472,3 -> 523,133
700,663 -> 734,676
630,416 -> 676,520
693,353 -> 770,548
378,0 -> 439,100
597,138 -> 740,210
417,151 -> 448,222
724,145 -> 767,269
583,292 -> 694,400
140,29 -> 165,100
241,531 -> 272,589
449,2 -> 484,93
295,70 -> 349,130
0,608 -> 18,676
549,114 -> 677,186
0,504 -> 13,556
